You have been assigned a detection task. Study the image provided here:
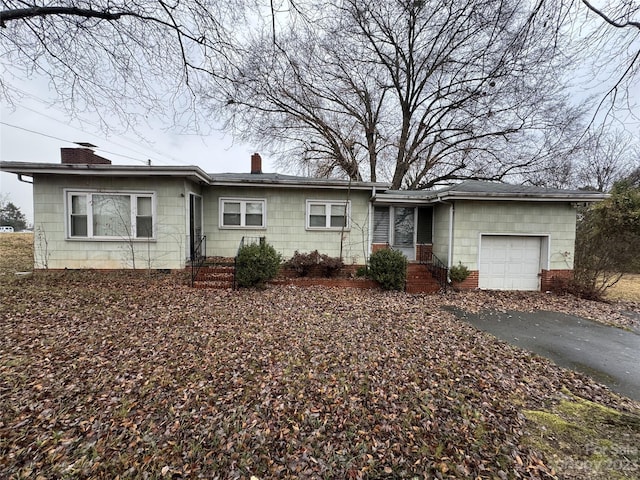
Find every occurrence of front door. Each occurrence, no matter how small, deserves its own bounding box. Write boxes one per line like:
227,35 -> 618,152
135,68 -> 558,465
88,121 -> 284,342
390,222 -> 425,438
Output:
189,194 -> 203,261
393,207 -> 415,260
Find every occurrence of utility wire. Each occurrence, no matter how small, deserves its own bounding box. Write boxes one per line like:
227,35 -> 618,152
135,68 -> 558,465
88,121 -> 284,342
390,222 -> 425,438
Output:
5,87 -> 189,166
0,121 -> 151,164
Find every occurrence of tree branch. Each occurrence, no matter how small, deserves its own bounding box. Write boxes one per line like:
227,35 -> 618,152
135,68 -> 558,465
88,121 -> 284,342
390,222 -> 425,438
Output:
581,0 -> 640,30
1,7 -> 123,26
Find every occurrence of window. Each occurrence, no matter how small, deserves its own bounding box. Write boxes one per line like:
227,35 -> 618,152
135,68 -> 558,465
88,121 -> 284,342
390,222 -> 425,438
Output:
67,191 -> 155,239
220,198 -> 266,228
373,206 -> 390,243
306,200 -> 350,230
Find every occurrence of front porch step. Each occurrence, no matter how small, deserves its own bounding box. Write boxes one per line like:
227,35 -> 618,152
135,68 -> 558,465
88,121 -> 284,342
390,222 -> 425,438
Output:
193,280 -> 234,289
405,264 -> 443,294
192,264 -> 235,289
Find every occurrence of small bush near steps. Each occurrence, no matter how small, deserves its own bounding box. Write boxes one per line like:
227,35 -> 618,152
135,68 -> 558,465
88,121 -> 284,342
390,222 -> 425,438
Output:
449,262 -> 471,283
235,242 -> 282,288
367,248 -> 407,291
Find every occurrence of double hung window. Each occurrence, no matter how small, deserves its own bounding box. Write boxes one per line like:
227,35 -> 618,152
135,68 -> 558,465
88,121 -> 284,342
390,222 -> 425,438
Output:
306,200 -> 350,230
220,198 -> 266,228
67,191 -> 155,239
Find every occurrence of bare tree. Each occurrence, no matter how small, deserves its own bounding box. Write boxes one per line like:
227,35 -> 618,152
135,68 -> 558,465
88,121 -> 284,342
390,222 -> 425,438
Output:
525,127 -> 637,191
575,129 -> 636,191
219,0 -> 586,189
0,1 -> 240,131
569,1 -> 640,126
1,0 -> 636,176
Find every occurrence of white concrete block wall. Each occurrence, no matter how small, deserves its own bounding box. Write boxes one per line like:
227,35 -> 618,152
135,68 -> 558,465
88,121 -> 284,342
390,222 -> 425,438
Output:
32,175 -> 191,269
451,201 -> 577,270
202,187 -> 372,264
432,204 -> 451,264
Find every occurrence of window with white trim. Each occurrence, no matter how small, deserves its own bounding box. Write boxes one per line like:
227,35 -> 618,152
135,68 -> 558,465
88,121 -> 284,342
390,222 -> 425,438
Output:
67,191 -> 155,239
219,198 -> 266,228
306,200 -> 350,230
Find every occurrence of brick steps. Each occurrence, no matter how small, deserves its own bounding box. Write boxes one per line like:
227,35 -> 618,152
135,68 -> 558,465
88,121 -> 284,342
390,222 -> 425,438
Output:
405,263 -> 442,294
193,265 -> 234,289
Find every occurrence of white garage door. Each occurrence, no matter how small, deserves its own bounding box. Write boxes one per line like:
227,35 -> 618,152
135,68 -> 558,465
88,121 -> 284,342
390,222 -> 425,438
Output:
479,236 -> 542,290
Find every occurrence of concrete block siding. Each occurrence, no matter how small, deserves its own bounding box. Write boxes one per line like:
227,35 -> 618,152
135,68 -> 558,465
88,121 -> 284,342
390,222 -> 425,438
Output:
203,187 -> 371,264
452,201 -> 576,271
33,175 -> 194,270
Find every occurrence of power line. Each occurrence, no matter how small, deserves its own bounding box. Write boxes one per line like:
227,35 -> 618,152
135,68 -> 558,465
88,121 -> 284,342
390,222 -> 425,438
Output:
0,121 -> 150,164
1,121 -> 70,144
5,88 -> 189,166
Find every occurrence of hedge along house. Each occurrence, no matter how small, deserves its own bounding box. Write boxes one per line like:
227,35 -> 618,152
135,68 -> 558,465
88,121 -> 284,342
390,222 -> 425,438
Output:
0,149 -> 384,271
372,182 -> 607,291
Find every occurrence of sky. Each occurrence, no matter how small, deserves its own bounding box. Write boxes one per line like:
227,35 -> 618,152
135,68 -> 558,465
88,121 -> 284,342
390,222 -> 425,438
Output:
0,82 -> 274,224
1,6 -> 639,225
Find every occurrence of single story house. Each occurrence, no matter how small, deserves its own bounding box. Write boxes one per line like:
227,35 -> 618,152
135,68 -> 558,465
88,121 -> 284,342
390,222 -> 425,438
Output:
1,148 -> 607,291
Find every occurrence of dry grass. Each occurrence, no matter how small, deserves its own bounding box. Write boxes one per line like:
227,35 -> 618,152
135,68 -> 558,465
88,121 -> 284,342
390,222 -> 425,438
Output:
605,274 -> 640,302
0,232 -> 33,276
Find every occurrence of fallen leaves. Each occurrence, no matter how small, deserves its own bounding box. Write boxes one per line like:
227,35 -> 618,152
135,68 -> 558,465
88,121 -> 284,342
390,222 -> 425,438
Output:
439,289 -> 639,329
0,273 -> 638,479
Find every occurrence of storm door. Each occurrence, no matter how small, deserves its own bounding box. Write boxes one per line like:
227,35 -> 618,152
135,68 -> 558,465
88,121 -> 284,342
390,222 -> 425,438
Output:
189,194 -> 203,261
393,207 -> 415,260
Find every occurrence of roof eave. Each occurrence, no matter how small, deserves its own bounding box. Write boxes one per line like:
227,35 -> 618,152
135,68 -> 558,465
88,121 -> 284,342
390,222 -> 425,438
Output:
0,162 -> 211,184
373,191 -> 610,203
437,192 -> 610,202
209,179 -> 388,190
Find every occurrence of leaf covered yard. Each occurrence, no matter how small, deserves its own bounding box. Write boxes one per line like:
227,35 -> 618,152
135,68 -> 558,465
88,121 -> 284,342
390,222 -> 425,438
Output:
0,273 -> 638,479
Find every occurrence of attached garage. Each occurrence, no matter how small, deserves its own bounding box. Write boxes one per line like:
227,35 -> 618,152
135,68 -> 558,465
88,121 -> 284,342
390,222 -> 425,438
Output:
479,235 -> 545,290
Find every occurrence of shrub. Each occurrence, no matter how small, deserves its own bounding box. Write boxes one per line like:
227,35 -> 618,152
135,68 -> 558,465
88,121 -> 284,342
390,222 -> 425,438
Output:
235,242 -> 282,288
449,262 -> 471,283
355,265 -> 369,278
572,180 -> 640,299
286,250 -> 344,277
320,255 -> 344,277
553,278 -> 602,301
286,250 -> 321,277
368,248 -> 407,290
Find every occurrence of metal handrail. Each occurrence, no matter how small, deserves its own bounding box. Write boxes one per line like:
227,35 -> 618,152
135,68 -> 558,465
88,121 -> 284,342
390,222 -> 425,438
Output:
190,235 -> 206,287
417,247 -> 448,291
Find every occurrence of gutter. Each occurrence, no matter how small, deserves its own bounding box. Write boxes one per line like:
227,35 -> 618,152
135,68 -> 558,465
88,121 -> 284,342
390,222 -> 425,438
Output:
17,174 -> 33,184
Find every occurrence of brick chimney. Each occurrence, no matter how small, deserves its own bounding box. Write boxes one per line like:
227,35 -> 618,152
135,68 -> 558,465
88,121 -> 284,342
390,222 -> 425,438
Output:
251,152 -> 262,174
61,148 -> 112,165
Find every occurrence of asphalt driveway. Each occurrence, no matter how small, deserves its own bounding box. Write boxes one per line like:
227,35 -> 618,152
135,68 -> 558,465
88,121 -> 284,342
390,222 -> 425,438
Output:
448,308 -> 640,401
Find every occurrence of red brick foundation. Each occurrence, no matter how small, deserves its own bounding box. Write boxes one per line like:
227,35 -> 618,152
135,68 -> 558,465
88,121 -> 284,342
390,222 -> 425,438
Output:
371,243 -> 389,253
270,277 -> 379,289
416,243 -> 433,262
540,269 -> 574,291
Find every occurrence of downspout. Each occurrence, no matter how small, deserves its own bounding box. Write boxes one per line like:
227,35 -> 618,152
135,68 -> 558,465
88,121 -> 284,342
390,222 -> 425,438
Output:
368,186 -> 377,257
339,178 -> 353,260
436,195 -> 454,279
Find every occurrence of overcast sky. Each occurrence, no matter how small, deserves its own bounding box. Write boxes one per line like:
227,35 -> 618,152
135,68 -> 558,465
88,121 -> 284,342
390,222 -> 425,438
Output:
1,21 -> 639,225
0,80 -> 275,224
